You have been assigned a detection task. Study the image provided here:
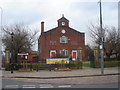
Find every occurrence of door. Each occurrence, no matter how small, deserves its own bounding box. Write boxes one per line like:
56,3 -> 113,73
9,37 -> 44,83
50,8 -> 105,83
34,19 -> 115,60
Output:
50,50 -> 56,58
72,50 -> 77,61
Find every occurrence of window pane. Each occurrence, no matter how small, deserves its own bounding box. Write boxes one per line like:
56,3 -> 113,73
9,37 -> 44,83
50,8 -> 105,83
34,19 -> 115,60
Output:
60,36 -> 68,43
60,50 -> 68,56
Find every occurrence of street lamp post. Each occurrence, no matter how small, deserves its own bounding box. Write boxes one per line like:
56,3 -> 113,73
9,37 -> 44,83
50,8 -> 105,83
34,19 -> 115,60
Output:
11,32 -> 14,73
99,0 -> 104,74
0,7 -> 3,69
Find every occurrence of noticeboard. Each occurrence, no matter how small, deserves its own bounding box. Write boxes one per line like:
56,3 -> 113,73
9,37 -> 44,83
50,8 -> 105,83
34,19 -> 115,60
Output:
46,58 -> 69,65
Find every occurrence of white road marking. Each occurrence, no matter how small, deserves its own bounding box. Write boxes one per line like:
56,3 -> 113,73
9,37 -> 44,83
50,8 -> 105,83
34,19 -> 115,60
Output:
22,86 -> 36,88
5,85 -> 19,88
40,86 -> 53,88
22,85 -> 36,88
58,85 -> 71,88
23,85 -> 35,86
39,84 -> 54,88
39,84 -> 52,86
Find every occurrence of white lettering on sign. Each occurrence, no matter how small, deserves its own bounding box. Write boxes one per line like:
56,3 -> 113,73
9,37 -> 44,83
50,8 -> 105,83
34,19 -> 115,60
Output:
18,53 -> 29,55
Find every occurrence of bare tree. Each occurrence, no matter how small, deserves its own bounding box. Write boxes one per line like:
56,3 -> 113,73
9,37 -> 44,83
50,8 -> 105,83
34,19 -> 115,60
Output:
104,27 -> 120,59
88,23 -> 120,60
2,23 -> 38,63
85,45 -> 94,61
88,23 -> 107,46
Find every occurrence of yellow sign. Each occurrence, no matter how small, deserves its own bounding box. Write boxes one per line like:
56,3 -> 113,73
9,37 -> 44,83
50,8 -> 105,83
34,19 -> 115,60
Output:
101,50 -> 104,54
46,58 -> 69,65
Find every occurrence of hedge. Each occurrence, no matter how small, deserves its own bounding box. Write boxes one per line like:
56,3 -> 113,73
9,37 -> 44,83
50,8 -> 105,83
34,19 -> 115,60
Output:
4,60 -> 119,71
12,61 -> 83,70
90,60 -> 120,68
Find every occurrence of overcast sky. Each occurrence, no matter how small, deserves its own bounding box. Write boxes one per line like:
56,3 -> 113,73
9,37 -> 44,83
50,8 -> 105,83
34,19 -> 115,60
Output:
0,0 -> 118,51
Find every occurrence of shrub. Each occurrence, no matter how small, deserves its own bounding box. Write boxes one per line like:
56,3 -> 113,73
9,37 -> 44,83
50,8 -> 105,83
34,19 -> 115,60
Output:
90,60 -> 100,68
15,60 -> 84,70
104,61 -> 119,67
90,60 -> 119,68
5,63 -> 11,71
68,61 -> 82,69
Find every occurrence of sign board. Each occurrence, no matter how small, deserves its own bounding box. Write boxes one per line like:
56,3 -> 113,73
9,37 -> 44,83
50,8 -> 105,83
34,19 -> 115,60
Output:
18,53 -> 29,55
17,53 -> 29,61
46,58 -> 69,65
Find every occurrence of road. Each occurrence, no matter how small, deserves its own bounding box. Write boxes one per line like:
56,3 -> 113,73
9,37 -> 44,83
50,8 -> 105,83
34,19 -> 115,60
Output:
1,67 -> 119,89
2,78 -> 119,88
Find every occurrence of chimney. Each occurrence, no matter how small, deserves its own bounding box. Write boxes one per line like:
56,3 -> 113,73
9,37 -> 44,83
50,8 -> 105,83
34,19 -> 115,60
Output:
41,21 -> 44,33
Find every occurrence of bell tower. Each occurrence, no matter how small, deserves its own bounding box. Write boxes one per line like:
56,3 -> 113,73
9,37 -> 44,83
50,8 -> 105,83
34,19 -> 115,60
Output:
57,15 -> 69,27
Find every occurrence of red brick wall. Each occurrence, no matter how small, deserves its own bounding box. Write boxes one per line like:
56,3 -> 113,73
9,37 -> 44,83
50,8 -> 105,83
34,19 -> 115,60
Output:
39,26 -> 85,60
28,54 -> 38,62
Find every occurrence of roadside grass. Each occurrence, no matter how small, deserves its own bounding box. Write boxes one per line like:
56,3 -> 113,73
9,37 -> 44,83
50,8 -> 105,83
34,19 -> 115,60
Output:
83,60 -> 120,67
83,61 -> 91,67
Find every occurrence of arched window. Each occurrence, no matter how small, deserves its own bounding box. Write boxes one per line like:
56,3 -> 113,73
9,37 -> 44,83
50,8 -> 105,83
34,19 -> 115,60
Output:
60,36 -> 68,43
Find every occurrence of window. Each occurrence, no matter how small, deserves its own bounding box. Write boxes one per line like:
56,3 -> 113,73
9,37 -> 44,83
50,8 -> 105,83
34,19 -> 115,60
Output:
50,50 -> 56,58
60,36 -> 68,43
72,50 -> 77,61
60,49 -> 68,56
62,22 -> 65,26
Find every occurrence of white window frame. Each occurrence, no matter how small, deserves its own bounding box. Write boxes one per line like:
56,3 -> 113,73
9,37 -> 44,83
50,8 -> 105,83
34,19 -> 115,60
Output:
50,50 -> 56,58
72,50 -> 77,61
60,36 -> 68,44
60,49 -> 68,56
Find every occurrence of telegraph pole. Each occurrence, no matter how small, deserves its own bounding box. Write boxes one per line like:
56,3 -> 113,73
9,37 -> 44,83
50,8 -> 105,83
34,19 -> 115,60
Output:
0,7 -> 3,69
11,32 -> 14,73
99,0 -> 104,74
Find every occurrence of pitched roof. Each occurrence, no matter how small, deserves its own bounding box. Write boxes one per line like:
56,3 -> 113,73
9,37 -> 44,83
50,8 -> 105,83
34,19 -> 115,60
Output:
42,27 -> 84,35
57,15 -> 69,22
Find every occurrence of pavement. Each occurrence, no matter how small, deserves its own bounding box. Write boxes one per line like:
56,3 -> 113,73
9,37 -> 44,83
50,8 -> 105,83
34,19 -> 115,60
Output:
2,67 -> 119,79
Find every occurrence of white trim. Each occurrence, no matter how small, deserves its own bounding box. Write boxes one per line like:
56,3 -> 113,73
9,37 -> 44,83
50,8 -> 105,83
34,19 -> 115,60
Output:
60,49 -> 68,56
50,50 -> 56,58
72,50 -> 77,61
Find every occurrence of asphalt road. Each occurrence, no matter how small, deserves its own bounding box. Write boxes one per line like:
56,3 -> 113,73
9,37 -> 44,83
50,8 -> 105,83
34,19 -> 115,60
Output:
2,79 -> 119,88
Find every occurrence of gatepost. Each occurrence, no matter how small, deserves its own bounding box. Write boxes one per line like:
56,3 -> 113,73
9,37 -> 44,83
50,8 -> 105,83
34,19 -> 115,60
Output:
94,47 -> 100,68
5,48 -> 10,70
78,47 -> 82,69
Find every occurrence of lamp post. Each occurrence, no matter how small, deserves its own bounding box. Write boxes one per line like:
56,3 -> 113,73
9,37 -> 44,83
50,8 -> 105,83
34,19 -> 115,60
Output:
0,7 -> 15,72
11,32 -> 14,73
99,0 -> 104,74
0,7 -> 3,69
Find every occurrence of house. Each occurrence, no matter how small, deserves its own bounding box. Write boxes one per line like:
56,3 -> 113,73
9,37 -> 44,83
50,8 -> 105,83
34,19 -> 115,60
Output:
38,15 -> 85,62
17,51 -> 38,63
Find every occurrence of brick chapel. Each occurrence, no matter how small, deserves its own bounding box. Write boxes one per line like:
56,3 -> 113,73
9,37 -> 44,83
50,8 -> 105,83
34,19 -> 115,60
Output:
38,15 -> 85,61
